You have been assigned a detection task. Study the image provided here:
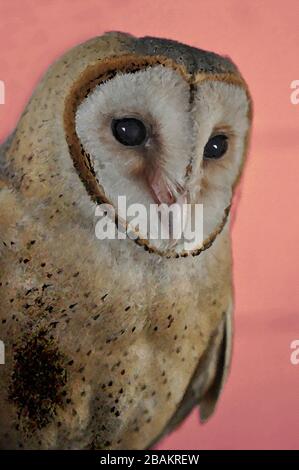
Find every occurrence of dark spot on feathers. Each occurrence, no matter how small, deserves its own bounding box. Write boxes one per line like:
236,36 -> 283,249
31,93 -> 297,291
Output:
69,303 -> 78,309
167,315 -> 174,328
42,283 -> 52,291
8,329 -> 67,431
25,287 -> 38,296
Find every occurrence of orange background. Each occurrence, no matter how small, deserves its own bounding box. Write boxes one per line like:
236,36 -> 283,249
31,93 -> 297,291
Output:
0,0 -> 298,449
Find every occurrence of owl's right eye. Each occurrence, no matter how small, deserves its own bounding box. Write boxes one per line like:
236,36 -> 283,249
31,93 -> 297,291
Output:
203,134 -> 228,160
111,117 -> 148,147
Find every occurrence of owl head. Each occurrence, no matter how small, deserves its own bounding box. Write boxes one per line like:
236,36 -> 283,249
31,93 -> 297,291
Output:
8,32 -> 252,258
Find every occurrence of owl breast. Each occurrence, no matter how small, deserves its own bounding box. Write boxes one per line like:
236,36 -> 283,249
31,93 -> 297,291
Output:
0,201 -> 231,449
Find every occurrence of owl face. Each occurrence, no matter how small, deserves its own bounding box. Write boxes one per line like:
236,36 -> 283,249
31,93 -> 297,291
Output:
63,36 -> 252,257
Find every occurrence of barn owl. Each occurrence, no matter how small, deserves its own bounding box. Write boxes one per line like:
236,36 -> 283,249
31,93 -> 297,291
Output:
0,32 -> 252,450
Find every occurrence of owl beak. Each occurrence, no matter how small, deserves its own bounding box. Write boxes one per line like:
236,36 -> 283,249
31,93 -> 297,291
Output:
148,169 -> 177,205
147,169 -> 189,246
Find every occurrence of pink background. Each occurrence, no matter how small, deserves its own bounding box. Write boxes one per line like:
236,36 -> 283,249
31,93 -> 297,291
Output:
0,0 -> 298,450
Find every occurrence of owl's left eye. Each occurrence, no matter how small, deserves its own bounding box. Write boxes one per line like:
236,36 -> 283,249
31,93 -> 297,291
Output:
203,134 -> 228,160
111,117 -> 148,147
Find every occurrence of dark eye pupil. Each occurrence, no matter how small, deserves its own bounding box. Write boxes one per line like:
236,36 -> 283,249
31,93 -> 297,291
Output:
111,118 -> 147,147
203,134 -> 228,159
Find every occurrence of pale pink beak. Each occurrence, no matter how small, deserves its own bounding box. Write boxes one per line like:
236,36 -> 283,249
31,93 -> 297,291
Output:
147,168 -> 189,245
148,168 -> 176,205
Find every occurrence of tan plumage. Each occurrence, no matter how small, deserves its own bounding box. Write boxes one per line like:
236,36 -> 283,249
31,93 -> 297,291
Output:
0,32 -> 251,449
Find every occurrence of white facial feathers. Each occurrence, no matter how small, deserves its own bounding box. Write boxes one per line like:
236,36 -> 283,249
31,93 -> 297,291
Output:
75,66 -> 195,209
75,64 -> 250,255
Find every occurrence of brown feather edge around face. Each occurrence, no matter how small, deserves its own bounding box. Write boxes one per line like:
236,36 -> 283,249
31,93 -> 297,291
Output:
63,54 -> 252,259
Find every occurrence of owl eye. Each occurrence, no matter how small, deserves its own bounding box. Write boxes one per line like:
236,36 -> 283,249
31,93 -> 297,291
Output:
111,117 -> 148,147
203,134 -> 228,160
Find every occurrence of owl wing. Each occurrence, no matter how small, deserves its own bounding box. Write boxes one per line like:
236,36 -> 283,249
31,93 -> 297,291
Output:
152,298 -> 233,445
0,134 -> 21,247
199,298 -> 233,422
0,135 -> 10,202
